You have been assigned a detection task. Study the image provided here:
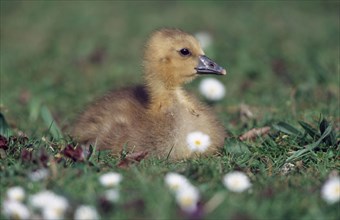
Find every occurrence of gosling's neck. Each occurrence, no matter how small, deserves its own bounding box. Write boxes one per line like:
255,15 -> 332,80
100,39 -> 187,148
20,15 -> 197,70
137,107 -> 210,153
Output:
144,76 -> 188,113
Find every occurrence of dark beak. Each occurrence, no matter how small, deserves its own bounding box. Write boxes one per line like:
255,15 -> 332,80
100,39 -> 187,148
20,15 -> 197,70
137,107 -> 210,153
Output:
195,55 -> 227,75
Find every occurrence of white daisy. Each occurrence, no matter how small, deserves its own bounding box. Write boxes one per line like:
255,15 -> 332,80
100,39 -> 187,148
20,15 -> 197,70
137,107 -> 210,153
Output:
29,190 -> 55,208
29,190 -> 68,218
99,172 -> 123,188
7,186 -> 25,202
42,208 -> 64,220
165,172 -> 191,193
321,176 -> 340,204
74,205 -> 100,220
194,31 -> 213,50
199,78 -> 226,101
28,168 -> 49,182
186,131 -> 211,153
105,189 -> 120,203
175,185 -> 200,213
2,199 -> 30,220
223,171 -> 252,193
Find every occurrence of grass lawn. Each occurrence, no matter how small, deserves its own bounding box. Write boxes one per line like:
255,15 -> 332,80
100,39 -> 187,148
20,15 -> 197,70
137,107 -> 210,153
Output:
1,1 -> 339,219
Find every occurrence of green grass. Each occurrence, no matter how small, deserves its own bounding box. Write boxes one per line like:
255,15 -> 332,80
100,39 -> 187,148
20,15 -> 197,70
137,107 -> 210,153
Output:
1,1 -> 339,219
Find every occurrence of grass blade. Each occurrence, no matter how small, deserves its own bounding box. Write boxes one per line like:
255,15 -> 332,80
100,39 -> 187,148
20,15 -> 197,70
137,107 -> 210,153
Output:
298,121 -> 320,139
273,122 -> 302,137
319,118 -> 337,146
286,125 -> 333,162
29,98 -> 41,122
41,105 -> 63,139
0,113 -> 12,137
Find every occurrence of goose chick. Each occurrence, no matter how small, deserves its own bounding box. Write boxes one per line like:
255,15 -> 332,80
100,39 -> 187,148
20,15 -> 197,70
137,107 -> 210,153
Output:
72,28 -> 227,160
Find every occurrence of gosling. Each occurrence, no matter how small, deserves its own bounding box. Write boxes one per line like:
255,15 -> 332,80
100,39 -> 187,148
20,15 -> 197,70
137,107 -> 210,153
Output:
72,28 -> 227,160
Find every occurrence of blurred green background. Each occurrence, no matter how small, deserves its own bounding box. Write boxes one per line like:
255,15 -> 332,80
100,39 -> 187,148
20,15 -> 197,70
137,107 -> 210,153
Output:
1,1 -> 339,135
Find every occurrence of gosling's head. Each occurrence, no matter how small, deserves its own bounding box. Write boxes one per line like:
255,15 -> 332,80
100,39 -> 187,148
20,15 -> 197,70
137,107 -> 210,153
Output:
143,28 -> 226,89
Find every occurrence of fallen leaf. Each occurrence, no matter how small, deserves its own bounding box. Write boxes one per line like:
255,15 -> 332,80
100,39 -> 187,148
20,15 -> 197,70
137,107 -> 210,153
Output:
21,148 -> 33,162
37,149 -> 50,167
9,135 -> 29,145
117,151 -> 148,168
0,135 -> 8,150
239,127 -> 271,141
61,144 -> 85,162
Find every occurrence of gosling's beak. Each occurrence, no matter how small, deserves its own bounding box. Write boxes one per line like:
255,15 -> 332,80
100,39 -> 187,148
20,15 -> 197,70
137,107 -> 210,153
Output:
195,55 -> 227,75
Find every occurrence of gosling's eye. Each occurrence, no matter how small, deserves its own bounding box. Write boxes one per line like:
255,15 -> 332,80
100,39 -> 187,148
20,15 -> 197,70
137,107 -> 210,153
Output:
179,48 -> 191,57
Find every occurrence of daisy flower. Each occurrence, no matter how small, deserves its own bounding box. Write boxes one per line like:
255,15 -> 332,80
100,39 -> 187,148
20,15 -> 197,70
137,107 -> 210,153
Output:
74,205 -> 100,220
29,190 -> 55,208
186,131 -> 211,153
99,172 -> 123,188
29,190 -> 68,219
2,199 -> 30,220
28,168 -> 49,182
321,176 -> 340,204
175,185 -> 200,213
104,189 -> 120,203
194,31 -> 213,50
42,208 -> 64,220
199,78 -> 226,101
165,172 -> 191,193
6,186 -> 25,202
223,171 -> 252,193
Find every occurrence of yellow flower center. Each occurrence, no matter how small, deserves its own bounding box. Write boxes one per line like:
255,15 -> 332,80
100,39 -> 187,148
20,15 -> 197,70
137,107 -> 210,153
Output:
181,196 -> 194,207
231,179 -> 240,187
335,185 -> 340,194
195,140 -> 201,146
210,88 -> 215,93
171,183 -> 179,190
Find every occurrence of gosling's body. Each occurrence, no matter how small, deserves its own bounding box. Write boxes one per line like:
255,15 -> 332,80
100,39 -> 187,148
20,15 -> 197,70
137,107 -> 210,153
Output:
72,28 -> 227,160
